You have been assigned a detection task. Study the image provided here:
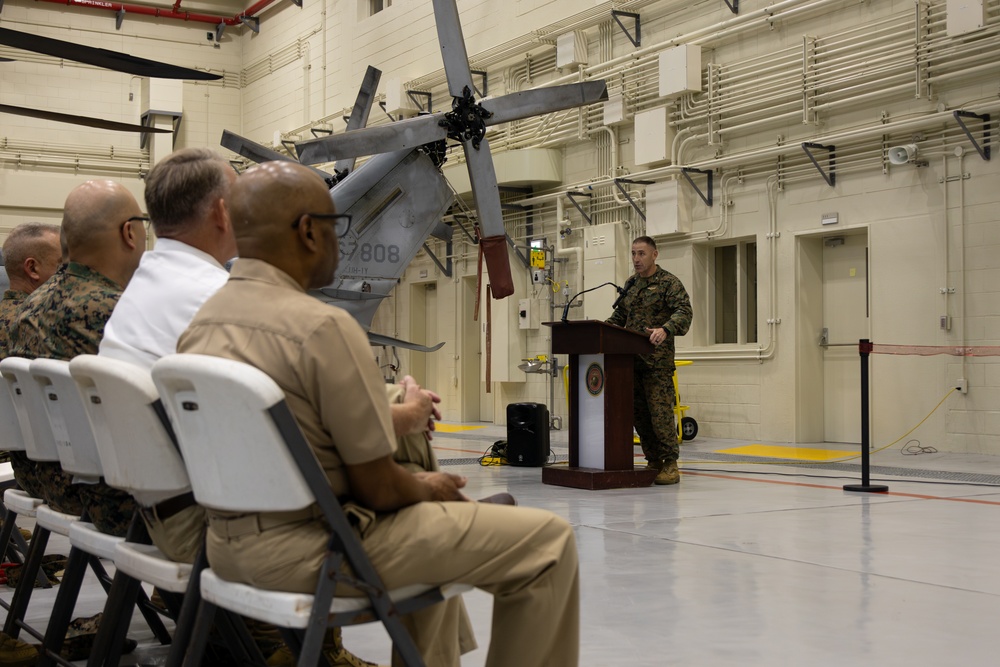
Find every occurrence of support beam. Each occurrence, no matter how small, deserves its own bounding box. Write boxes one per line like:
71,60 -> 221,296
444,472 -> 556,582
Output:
422,240 -> 452,278
801,142 -> 836,187
723,0 -> 739,14
566,191 -> 593,225
406,90 -> 432,113
613,178 -> 654,221
611,10 -> 641,47
681,168 -> 713,207
953,110 -> 991,161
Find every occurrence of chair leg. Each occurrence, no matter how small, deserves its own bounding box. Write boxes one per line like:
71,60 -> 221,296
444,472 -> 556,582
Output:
165,549 -> 209,667
36,545 -> 91,667
2,523 -> 50,638
84,571 -> 141,667
181,599 -> 216,667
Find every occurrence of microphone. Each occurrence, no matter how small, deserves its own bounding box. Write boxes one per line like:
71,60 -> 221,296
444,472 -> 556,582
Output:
610,274 -> 637,311
561,282 -> 622,323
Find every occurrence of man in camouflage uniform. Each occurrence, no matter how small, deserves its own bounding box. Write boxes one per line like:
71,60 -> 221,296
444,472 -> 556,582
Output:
8,179 -> 147,536
1,223 -> 63,478
606,236 -> 692,485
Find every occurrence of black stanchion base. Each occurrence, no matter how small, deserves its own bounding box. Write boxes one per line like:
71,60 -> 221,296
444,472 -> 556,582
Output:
843,483 -> 889,493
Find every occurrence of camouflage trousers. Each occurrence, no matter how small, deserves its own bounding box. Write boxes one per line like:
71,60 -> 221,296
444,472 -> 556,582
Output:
10,454 -> 136,537
633,361 -> 679,465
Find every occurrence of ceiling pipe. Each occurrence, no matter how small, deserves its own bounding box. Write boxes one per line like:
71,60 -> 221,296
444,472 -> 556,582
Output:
33,0 -> 281,28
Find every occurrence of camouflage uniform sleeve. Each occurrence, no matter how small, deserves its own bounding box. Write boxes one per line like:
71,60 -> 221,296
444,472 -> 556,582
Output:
662,274 -> 692,337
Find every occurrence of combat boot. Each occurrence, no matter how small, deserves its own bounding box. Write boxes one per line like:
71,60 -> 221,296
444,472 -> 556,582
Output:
0,632 -> 37,667
654,460 -> 680,485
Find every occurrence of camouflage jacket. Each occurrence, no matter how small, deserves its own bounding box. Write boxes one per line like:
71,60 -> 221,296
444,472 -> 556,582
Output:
0,289 -> 29,359
8,262 -> 122,361
606,266 -> 692,370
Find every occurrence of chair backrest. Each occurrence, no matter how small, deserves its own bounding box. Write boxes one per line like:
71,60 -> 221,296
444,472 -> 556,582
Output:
151,354 -> 315,514
0,365 -> 27,453
0,357 -> 60,461
69,355 -> 191,506
29,358 -> 103,478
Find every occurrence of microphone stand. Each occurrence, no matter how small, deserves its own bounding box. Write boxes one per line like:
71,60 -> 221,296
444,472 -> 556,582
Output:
561,282 -> 622,323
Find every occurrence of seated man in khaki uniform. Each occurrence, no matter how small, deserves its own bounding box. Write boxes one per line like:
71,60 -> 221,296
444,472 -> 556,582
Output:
177,161 -> 580,667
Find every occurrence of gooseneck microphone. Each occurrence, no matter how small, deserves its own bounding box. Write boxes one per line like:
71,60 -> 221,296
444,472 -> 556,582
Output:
561,282 -> 622,323
610,274 -> 637,311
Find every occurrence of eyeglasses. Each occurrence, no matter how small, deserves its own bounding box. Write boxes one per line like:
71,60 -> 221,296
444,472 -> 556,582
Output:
291,212 -> 351,237
121,215 -> 151,233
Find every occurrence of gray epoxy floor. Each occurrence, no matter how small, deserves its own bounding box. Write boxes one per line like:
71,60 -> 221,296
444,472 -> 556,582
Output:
6,427 -> 1000,666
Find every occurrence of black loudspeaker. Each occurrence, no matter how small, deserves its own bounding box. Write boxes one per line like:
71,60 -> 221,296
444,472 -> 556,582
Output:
506,403 -> 549,467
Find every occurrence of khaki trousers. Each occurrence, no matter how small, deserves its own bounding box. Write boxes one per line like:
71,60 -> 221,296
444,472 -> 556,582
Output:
207,502 -> 579,667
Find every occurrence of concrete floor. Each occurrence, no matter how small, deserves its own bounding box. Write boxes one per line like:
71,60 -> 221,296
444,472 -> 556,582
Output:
6,425 -> 1000,666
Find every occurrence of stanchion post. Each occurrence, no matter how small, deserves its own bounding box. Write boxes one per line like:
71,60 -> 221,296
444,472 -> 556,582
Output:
844,338 -> 889,493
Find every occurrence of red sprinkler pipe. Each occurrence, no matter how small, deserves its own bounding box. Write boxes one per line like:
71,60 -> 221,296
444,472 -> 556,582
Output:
34,0 -> 279,27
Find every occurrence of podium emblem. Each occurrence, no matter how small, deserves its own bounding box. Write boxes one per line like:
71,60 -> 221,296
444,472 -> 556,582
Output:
585,362 -> 605,396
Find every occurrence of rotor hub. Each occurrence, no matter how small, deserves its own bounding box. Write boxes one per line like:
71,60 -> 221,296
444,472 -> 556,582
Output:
440,85 -> 493,150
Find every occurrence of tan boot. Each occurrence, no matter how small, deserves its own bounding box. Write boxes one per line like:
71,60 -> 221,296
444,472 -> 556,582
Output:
0,632 -> 38,667
654,460 -> 680,485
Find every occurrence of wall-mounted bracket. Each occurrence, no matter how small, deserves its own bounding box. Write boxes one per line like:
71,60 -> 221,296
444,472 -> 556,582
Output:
115,8 -> 125,30
280,139 -> 298,158
471,70 -> 488,98
139,111 -> 182,150
953,110 -> 991,161
566,191 -> 593,224
723,0 -> 739,14
214,22 -> 226,43
407,90 -> 433,113
681,168 -> 713,207
613,178 -> 654,221
291,0 -> 302,6
309,127 -> 333,139
239,15 -> 260,34
422,240 -> 452,278
611,10 -> 641,47
500,234 -> 529,269
378,101 -> 396,123
801,142 -> 836,187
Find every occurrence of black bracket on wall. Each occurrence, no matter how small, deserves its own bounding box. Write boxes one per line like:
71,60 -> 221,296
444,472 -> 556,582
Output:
566,191 -> 594,224
611,11 -> 641,47
953,110 -> 991,161
614,178 -> 654,221
422,240 -> 452,278
723,0 -> 739,14
801,142 -> 837,187
681,168 -> 713,207
406,90 -> 433,113
280,140 -> 298,158
450,214 -> 478,245
471,70 -> 488,98
309,127 -> 333,139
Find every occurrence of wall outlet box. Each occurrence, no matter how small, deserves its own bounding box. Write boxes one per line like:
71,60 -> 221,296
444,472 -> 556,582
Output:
956,378 -> 968,393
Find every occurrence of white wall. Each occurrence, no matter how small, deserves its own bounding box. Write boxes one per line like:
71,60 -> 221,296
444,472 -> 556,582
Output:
4,0 -> 1000,451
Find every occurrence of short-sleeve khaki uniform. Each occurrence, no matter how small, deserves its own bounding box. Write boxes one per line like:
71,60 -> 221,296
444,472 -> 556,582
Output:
178,259 -> 580,667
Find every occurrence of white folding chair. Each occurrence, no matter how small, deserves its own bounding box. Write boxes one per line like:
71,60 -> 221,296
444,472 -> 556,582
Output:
152,353 -> 470,667
0,364 -> 49,590
70,354 -> 261,667
29,358 -> 172,667
0,356 -> 77,641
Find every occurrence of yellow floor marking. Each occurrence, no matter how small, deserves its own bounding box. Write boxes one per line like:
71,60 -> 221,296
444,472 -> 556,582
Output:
435,423 -> 486,433
717,444 -> 854,461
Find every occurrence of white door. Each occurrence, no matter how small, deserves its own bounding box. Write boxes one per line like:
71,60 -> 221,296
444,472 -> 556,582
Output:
822,233 -> 869,443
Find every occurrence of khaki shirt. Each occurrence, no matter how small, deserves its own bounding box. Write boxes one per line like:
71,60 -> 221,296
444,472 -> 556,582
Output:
176,258 -> 396,499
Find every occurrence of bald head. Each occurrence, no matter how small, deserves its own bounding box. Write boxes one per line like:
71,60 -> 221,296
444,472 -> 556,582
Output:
2,222 -> 62,293
228,162 -> 338,289
61,180 -> 146,287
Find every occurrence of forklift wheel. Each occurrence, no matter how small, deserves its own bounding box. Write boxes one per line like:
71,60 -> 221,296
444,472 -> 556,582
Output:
681,417 -> 698,441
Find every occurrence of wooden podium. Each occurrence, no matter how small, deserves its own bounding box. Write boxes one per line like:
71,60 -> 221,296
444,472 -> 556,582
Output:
542,320 -> 657,490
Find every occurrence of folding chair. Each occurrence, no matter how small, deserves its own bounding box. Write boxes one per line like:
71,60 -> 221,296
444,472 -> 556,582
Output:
0,362 -> 49,587
28,358 -> 171,667
69,354 -> 266,667
152,353 -> 470,667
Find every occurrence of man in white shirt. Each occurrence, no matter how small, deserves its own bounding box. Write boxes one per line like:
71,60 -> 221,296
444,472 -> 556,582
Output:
100,148 -> 236,368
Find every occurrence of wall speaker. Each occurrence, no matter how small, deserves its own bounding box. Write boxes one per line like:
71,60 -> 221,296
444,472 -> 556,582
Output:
506,403 -> 549,467
888,144 -> 918,165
